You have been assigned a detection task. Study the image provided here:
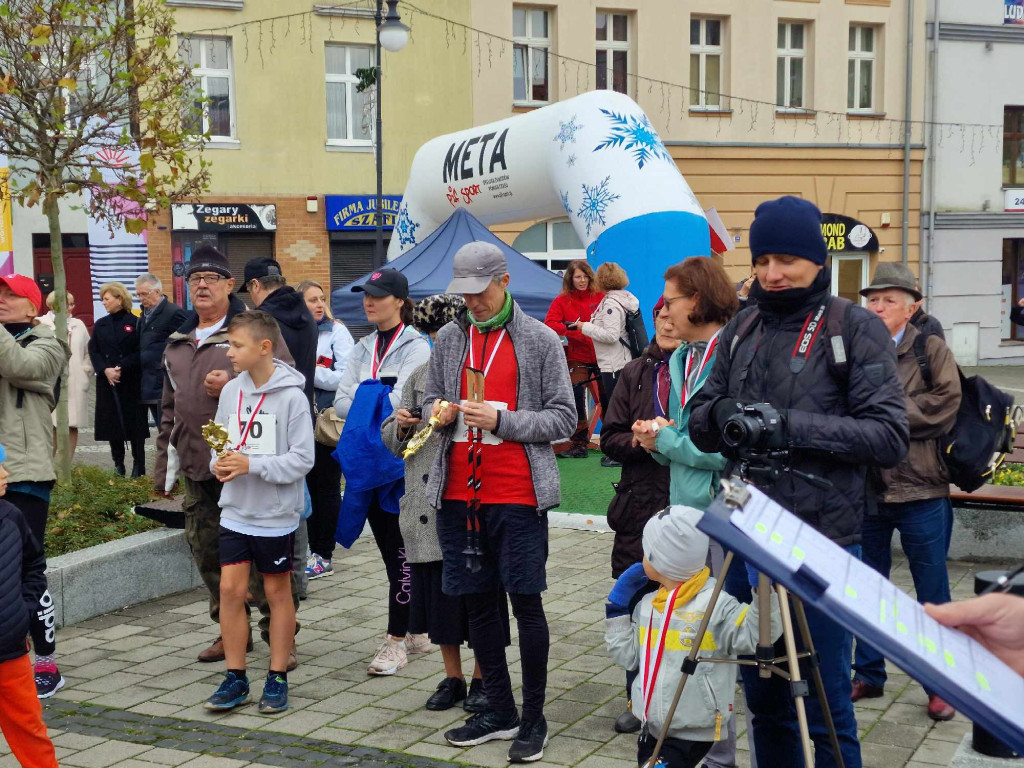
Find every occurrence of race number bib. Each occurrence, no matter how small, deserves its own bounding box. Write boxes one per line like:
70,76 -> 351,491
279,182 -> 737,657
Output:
452,400 -> 507,446
228,414 -> 277,455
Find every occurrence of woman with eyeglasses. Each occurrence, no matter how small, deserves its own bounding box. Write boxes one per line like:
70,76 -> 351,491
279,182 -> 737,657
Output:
40,291 -> 91,460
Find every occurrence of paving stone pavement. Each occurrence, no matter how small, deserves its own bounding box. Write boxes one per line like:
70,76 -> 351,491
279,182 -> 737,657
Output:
0,528 -> 1004,768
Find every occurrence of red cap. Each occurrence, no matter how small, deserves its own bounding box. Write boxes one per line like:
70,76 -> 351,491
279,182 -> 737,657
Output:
0,274 -> 43,313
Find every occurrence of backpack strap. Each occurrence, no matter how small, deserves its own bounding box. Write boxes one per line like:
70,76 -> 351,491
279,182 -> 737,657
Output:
824,296 -> 853,383
729,307 -> 761,359
912,330 -> 934,391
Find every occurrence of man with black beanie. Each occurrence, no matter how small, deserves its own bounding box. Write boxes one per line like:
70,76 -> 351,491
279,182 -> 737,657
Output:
689,196 -> 909,768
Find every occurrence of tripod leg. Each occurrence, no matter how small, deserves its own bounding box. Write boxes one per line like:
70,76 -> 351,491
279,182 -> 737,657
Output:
791,596 -> 845,768
776,584 -> 814,768
644,552 -> 734,768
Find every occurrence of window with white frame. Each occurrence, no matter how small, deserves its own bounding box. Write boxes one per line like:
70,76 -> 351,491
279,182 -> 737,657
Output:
325,44 -> 376,144
690,17 -> 723,109
776,22 -> 807,110
848,25 -> 875,112
513,7 -> 550,104
179,36 -> 235,139
596,12 -> 629,95
512,219 -> 585,274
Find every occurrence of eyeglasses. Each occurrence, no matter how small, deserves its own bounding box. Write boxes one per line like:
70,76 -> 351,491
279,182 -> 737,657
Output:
187,274 -> 228,287
661,295 -> 691,309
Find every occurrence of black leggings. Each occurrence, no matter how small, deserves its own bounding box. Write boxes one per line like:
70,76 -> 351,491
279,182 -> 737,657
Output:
307,442 -> 342,559
464,591 -> 549,721
366,497 -> 410,637
110,439 -> 146,468
599,371 -> 621,417
4,490 -> 57,657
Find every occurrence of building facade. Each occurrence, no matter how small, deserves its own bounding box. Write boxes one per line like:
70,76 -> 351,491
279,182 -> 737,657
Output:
926,0 -> 1024,365
471,0 -> 926,305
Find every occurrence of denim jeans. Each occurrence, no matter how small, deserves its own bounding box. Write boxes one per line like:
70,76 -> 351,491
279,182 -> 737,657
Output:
853,497 -> 951,691
724,547 -> 863,768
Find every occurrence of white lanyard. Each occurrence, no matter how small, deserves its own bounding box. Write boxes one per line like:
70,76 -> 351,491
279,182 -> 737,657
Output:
235,390 -> 267,451
372,324 -> 404,379
680,330 -> 720,410
467,326 -> 507,378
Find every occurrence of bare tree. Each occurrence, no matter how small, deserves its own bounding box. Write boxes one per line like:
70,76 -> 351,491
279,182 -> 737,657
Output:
0,0 -> 211,480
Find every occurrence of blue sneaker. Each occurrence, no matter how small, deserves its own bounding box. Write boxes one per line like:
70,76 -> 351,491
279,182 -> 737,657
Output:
259,672 -> 288,714
204,671 -> 250,711
305,553 -> 333,580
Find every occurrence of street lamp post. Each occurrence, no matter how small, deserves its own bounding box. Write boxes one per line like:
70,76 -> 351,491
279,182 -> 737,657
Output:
374,0 -> 409,266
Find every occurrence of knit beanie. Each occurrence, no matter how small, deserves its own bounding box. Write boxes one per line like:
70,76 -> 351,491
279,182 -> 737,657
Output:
185,244 -> 233,279
749,196 -> 827,266
642,506 -> 710,583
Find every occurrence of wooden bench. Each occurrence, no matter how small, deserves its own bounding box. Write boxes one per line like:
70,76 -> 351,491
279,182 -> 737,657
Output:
949,481 -> 1024,510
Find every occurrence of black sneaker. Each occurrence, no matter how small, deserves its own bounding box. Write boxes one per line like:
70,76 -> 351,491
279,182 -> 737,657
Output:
508,716 -> 548,763
559,445 -> 588,459
426,676 -> 467,711
600,456 -> 622,468
614,708 -> 641,733
464,677 -> 490,713
34,669 -> 65,699
444,709 -> 520,747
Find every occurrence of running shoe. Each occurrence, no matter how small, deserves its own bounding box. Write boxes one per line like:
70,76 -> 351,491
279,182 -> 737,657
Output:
258,672 -> 289,714
405,633 -> 435,654
306,553 -> 334,580
367,636 -> 407,676
204,671 -> 250,711
444,709 -> 521,747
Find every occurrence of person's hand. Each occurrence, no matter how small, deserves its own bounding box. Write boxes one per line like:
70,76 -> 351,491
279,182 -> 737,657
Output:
213,451 -> 250,482
431,399 -> 459,427
712,398 -> 744,431
739,274 -> 756,298
925,594 -> 1024,676
396,408 -> 423,430
632,418 -> 674,451
1018,298 -> 1024,308
104,367 -> 120,386
204,370 -> 230,398
607,562 -> 650,616
462,401 -> 499,431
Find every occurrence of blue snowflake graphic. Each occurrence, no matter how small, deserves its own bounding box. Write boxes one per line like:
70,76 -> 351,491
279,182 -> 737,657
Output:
553,115 -> 581,151
566,153 -> 577,168
560,190 -> 572,216
576,176 -> 620,237
593,109 -> 671,169
395,204 -> 419,248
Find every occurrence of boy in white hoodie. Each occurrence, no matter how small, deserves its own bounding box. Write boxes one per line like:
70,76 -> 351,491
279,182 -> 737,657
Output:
203,311 -> 315,715
605,506 -> 782,768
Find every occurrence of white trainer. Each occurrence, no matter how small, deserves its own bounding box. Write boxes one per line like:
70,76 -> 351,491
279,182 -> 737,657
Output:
405,633 -> 435,655
367,637 -> 408,676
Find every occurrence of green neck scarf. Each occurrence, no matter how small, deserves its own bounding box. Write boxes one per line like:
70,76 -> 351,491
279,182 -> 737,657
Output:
468,290 -> 513,331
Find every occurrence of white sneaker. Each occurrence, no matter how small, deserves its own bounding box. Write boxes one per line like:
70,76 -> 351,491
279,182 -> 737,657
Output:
368,637 -> 408,676
405,633 -> 435,654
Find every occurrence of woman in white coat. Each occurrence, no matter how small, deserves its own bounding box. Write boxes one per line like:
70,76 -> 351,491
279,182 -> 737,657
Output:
40,291 -> 92,459
297,280 -> 354,580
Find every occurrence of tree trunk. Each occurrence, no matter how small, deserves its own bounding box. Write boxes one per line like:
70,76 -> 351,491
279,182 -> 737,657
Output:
45,194 -> 72,484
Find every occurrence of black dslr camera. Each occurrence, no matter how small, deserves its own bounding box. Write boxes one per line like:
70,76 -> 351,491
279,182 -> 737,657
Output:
721,403 -> 786,451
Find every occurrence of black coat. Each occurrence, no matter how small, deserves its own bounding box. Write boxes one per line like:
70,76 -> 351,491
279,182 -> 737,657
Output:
0,499 -> 47,662
138,297 -> 189,403
600,342 -> 672,577
89,309 -> 150,442
260,287 -> 317,408
690,276 -> 909,546
911,308 -> 945,341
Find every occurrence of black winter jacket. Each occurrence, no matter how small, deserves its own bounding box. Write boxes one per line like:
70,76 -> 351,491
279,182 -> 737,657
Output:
138,298 -> 189,402
910,308 -> 945,342
600,342 -> 672,577
259,287 -> 317,409
0,499 -> 48,662
689,277 -> 909,546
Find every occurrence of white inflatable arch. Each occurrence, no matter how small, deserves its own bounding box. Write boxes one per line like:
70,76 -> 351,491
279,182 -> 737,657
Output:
389,90 -> 710,323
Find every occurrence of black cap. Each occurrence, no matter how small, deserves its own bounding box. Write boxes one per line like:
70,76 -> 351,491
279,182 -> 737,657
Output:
185,245 -> 232,279
240,257 -> 283,293
351,268 -> 408,300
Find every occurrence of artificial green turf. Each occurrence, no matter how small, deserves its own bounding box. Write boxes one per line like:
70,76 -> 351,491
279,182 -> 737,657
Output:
553,449 -> 621,515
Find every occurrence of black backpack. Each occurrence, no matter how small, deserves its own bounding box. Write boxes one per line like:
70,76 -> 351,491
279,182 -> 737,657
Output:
912,333 -> 1018,492
616,304 -> 649,360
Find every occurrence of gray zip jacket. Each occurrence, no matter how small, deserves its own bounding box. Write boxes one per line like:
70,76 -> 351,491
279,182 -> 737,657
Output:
422,301 -> 576,511
606,580 -> 781,743
211,361 -> 315,531
333,324 -> 430,419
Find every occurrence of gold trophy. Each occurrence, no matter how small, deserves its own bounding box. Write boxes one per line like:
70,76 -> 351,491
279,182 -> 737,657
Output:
202,421 -> 231,458
402,400 -> 451,460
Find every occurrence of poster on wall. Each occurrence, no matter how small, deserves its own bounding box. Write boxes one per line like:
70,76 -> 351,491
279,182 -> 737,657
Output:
326,195 -> 402,230
1006,0 -> 1024,24
171,203 -> 277,232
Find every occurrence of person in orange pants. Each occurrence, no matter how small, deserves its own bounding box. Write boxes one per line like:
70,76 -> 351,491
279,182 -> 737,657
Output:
0,444 -> 59,768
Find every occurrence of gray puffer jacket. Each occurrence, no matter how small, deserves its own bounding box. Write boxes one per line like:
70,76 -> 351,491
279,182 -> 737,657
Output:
381,364 -> 442,564
422,301 -> 576,511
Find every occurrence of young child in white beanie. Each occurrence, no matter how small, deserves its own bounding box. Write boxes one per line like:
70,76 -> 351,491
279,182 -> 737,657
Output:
605,505 -> 782,768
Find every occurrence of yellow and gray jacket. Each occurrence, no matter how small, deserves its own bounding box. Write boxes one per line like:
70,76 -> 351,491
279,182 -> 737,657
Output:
605,579 -> 782,743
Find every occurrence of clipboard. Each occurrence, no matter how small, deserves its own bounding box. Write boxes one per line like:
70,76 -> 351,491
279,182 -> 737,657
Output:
696,482 -> 1024,754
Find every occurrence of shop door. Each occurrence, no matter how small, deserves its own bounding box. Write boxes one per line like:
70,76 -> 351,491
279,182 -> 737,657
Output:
828,254 -> 869,307
1002,239 -> 1024,341
330,239 -> 380,339
222,233 -> 275,309
32,239 -> 95,331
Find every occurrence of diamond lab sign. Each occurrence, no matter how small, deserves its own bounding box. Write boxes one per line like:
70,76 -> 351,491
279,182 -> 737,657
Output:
1007,0 -> 1024,24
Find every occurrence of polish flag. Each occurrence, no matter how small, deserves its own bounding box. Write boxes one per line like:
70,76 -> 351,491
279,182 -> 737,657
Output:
705,207 -> 734,255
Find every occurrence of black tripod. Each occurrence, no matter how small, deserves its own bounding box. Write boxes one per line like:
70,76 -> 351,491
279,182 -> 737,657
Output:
643,479 -> 845,768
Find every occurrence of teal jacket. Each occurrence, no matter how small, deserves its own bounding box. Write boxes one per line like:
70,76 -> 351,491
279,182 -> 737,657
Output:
652,342 -> 727,509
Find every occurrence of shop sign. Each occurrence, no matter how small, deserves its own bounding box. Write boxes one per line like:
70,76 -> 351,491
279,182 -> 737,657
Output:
1007,0 -> 1024,24
326,195 -> 402,231
171,203 -> 277,231
1005,189 -> 1024,211
821,213 -> 879,253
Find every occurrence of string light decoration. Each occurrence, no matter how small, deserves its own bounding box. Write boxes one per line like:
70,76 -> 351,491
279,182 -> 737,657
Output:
172,0 -> 1004,147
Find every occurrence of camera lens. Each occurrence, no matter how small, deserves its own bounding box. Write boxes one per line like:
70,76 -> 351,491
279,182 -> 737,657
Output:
722,414 -> 763,449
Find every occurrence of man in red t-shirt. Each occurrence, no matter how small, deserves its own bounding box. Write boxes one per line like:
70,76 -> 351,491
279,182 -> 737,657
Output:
423,242 -> 576,763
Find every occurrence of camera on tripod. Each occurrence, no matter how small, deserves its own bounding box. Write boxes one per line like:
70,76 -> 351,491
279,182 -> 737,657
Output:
722,403 -> 786,450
